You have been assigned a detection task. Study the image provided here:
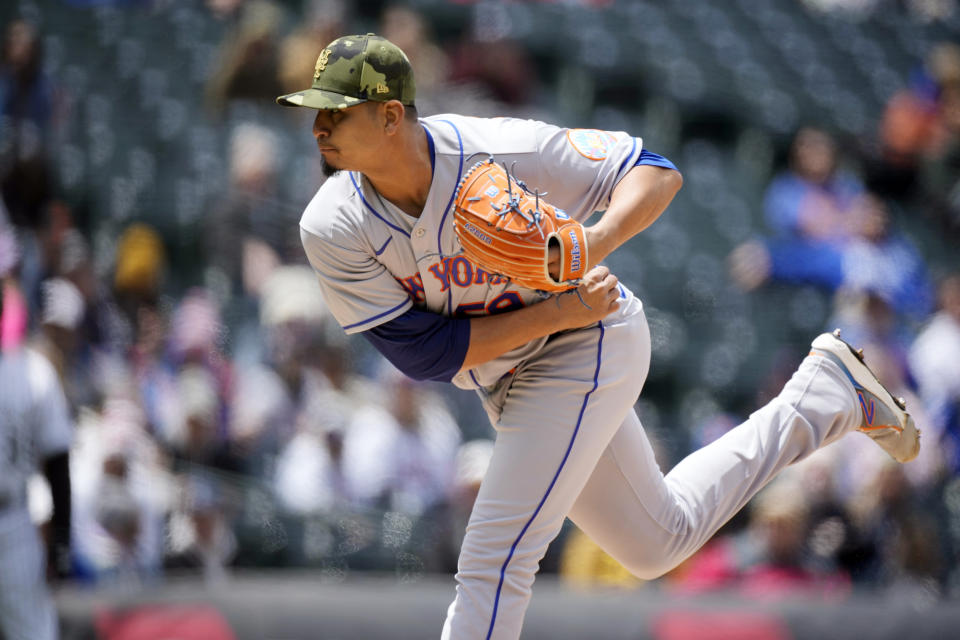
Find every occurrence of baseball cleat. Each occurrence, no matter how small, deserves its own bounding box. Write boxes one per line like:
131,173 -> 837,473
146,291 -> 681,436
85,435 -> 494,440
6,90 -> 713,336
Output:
809,329 -> 920,463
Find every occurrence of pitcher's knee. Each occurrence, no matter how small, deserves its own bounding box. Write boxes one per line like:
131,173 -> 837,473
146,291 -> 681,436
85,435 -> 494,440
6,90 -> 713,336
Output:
616,546 -> 687,581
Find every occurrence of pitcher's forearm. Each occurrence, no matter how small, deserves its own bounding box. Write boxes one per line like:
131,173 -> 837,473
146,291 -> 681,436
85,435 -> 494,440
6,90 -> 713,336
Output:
461,300 -> 569,370
460,267 -> 621,371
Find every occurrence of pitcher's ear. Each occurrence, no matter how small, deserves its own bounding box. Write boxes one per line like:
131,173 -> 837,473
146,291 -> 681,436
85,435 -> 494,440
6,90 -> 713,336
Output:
383,100 -> 406,133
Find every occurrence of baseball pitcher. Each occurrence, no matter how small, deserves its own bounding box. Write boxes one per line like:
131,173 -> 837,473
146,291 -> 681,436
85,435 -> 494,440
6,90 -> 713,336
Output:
277,34 -> 919,640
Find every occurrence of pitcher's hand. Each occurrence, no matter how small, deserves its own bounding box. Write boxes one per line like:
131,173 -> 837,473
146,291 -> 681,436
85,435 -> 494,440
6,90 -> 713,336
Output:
554,265 -> 620,328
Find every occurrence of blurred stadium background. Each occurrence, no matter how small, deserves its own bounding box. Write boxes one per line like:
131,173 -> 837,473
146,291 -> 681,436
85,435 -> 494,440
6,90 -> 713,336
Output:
1,0 -> 959,638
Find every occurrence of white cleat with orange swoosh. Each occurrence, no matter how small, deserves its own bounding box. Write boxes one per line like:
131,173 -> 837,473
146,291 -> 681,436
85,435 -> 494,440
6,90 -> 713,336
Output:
810,329 -> 921,463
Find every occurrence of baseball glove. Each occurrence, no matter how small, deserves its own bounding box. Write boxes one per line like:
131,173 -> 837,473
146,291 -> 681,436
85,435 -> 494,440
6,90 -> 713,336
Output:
452,157 -> 588,292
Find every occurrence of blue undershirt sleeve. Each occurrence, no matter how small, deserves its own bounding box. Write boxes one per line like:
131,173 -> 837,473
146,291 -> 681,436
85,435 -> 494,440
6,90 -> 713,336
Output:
635,149 -> 678,172
361,307 -> 471,383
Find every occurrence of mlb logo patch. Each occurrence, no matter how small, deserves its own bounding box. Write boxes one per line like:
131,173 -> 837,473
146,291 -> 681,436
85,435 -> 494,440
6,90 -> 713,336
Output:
485,186 -> 500,198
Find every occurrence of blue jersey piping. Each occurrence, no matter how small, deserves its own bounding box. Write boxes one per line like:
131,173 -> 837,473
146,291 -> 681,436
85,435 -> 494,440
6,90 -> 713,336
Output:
349,173 -> 411,238
342,298 -> 411,331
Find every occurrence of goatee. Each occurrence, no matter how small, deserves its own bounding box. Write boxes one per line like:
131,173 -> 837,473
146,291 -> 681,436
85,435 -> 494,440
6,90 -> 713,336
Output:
320,157 -> 341,178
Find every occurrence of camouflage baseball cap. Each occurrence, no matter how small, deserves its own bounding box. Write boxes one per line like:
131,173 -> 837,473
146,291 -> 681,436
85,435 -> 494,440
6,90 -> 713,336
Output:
276,33 -> 415,109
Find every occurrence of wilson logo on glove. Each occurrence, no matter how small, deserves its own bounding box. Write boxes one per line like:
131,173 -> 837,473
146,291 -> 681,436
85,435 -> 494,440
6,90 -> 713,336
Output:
568,229 -> 582,272
463,222 -> 494,245
452,156 -> 588,292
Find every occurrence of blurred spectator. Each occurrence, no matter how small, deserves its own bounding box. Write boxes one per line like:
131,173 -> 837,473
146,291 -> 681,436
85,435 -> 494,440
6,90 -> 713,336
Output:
164,477 -> 237,585
129,302 -> 168,414
447,5 -> 538,106
168,365 -> 239,473
0,20 -> 60,324
257,264 -> 328,330
231,353 -> 298,477
342,364 -> 461,515
278,0 -> 348,97
0,204 -> 18,277
21,222 -> 132,412
169,288 -> 230,373
763,127 -> 864,244
273,405 -> 352,514
36,201 -> 74,279
836,194 -> 933,319
113,223 -> 166,326
247,266 -> 356,484
204,0 -> 286,116
0,19 -> 56,230
730,127 -> 866,294
738,480 -> 849,600
909,274 -> 960,473
868,42 -> 960,199
58,226 -> 133,360
919,82 -> 960,237
269,310 -> 362,514
137,289 -> 236,472
788,450 -> 871,581
731,193 -> 933,320
406,438 -> 495,574
848,461 -> 944,601
13,199 -> 75,323
380,5 -> 450,99
206,122 -> 294,301
829,292 -> 908,366
29,277 -> 102,411
71,394 -> 171,587
37,277 -> 83,358
92,453 -> 147,580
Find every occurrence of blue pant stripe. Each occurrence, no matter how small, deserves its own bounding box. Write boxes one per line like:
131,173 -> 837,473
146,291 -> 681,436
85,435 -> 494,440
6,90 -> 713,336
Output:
485,321 -> 606,639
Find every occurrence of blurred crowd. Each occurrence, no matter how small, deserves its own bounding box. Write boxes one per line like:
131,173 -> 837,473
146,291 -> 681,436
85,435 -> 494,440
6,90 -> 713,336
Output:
0,0 -> 959,609
680,39 -> 960,603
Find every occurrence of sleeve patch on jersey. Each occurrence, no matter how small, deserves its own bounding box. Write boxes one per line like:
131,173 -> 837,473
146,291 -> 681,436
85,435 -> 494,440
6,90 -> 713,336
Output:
566,129 -> 618,161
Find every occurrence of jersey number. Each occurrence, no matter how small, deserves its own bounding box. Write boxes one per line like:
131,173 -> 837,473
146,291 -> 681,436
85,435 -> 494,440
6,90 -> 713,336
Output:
455,291 -> 524,317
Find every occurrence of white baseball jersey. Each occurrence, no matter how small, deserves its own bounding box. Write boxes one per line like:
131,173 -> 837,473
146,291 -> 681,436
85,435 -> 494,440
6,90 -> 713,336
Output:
0,346 -> 73,640
298,113 -> 865,640
0,347 -> 73,522
300,114 -> 643,388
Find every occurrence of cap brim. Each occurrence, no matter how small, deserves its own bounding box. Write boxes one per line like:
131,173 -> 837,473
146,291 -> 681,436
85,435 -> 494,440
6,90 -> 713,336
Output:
275,88 -> 366,109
